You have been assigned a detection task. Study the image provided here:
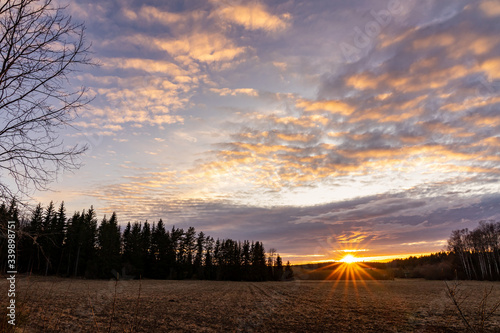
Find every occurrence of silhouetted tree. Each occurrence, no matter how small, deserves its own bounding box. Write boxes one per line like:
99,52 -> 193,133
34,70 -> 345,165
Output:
62,207 -> 97,277
274,254 -> 284,281
181,226 -> 196,278
169,226 -> 183,279
123,222 -> 144,277
96,212 -> 121,278
27,203 -> 44,273
0,200 -> 284,281
242,240 -> 251,279
284,261 -> 294,281
151,219 -> 168,278
204,236 -> 214,280
194,231 -> 205,279
141,221 -> 152,277
0,0 -> 93,200
252,241 -> 267,281
52,202 -> 67,274
448,221 -> 500,280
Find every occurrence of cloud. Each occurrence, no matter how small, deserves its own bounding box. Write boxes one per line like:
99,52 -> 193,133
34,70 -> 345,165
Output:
210,88 -> 259,97
135,5 -> 186,25
152,32 -> 247,64
82,171 -> 500,259
481,58 -> 500,80
479,1 -> 500,17
182,1 -> 500,198
218,2 -> 290,32
52,0 -> 500,261
296,99 -> 356,116
101,58 -> 188,76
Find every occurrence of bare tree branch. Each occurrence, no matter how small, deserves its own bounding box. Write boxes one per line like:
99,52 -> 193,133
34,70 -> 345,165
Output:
0,0 -> 93,200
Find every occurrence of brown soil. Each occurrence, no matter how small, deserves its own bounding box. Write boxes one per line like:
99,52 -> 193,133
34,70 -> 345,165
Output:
1,277 -> 500,332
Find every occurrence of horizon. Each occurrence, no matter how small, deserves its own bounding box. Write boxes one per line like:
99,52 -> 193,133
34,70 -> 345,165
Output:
24,0 -> 500,264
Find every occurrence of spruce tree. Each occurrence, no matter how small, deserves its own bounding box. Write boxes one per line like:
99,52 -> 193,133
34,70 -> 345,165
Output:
274,254 -> 284,281
194,231 -> 205,279
29,203 -> 44,273
42,201 -> 55,275
97,212 -> 121,278
284,261 -> 294,281
52,202 -> 67,275
141,221 -> 152,278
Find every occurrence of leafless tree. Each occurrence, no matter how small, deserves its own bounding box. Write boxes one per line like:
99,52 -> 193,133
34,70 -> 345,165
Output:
445,280 -> 500,333
0,0 -> 93,200
448,221 -> 500,280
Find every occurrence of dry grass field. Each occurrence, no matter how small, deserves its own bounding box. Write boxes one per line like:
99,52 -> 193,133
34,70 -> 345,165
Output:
1,276 -> 500,332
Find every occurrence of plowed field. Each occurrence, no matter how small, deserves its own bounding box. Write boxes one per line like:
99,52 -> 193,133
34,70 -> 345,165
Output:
2,277 -> 500,332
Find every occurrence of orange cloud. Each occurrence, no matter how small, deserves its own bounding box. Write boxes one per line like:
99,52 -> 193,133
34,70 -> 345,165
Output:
101,58 -> 188,76
479,1 -> 500,17
153,33 -> 246,64
446,33 -> 499,58
481,58 -> 500,80
296,99 -> 355,115
442,96 -> 500,112
234,142 -> 301,155
271,115 -> 329,127
276,133 -> 315,142
463,114 -> 500,127
346,72 -> 384,90
210,88 -> 258,97
219,3 -> 290,32
138,6 -> 186,24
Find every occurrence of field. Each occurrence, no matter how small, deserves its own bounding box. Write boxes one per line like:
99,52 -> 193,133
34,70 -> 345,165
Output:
2,276 -> 500,332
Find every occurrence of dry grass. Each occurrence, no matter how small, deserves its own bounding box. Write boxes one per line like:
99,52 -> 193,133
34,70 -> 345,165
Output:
1,276 -> 500,332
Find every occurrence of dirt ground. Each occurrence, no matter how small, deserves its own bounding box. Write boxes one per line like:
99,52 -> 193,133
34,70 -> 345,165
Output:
1,276 -> 500,332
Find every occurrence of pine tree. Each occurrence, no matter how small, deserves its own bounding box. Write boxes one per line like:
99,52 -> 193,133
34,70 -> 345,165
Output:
52,202 -> 67,275
274,254 -> 284,281
182,226 -> 196,278
97,212 -> 121,278
151,219 -> 167,278
204,236 -> 214,280
28,203 -> 44,273
251,241 -> 267,281
242,240 -> 251,280
141,221 -> 152,278
170,226 -> 183,279
82,207 -> 98,277
194,231 -> 205,279
0,199 -> 279,281
124,222 -> 144,277
284,261 -> 294,281
63,207 -> 98,277
42,201 -> 55,275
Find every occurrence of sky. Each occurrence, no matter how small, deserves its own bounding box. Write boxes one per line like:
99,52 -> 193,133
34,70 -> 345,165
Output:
31,0 -> 500,263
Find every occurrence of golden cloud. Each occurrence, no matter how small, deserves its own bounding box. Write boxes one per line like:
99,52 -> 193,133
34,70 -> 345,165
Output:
153,32 -> 247,64
276,133 -> 315,142
479,0 -> 500,17
138,6 -> 185,24
101,57 -> 188,76
296,99 -> 355,116
219,3 -> 290,32
346,72 -> 384,90
481,58 -> 500,80
210,88 -> 258,96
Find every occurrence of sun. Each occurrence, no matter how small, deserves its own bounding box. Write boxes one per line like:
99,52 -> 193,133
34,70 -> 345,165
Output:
340,254 -> 358,264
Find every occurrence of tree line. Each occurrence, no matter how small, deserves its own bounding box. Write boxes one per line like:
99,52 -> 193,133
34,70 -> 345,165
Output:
447,220 -> 500,280
0,200 -> 294,281
389,221 -> 500,280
